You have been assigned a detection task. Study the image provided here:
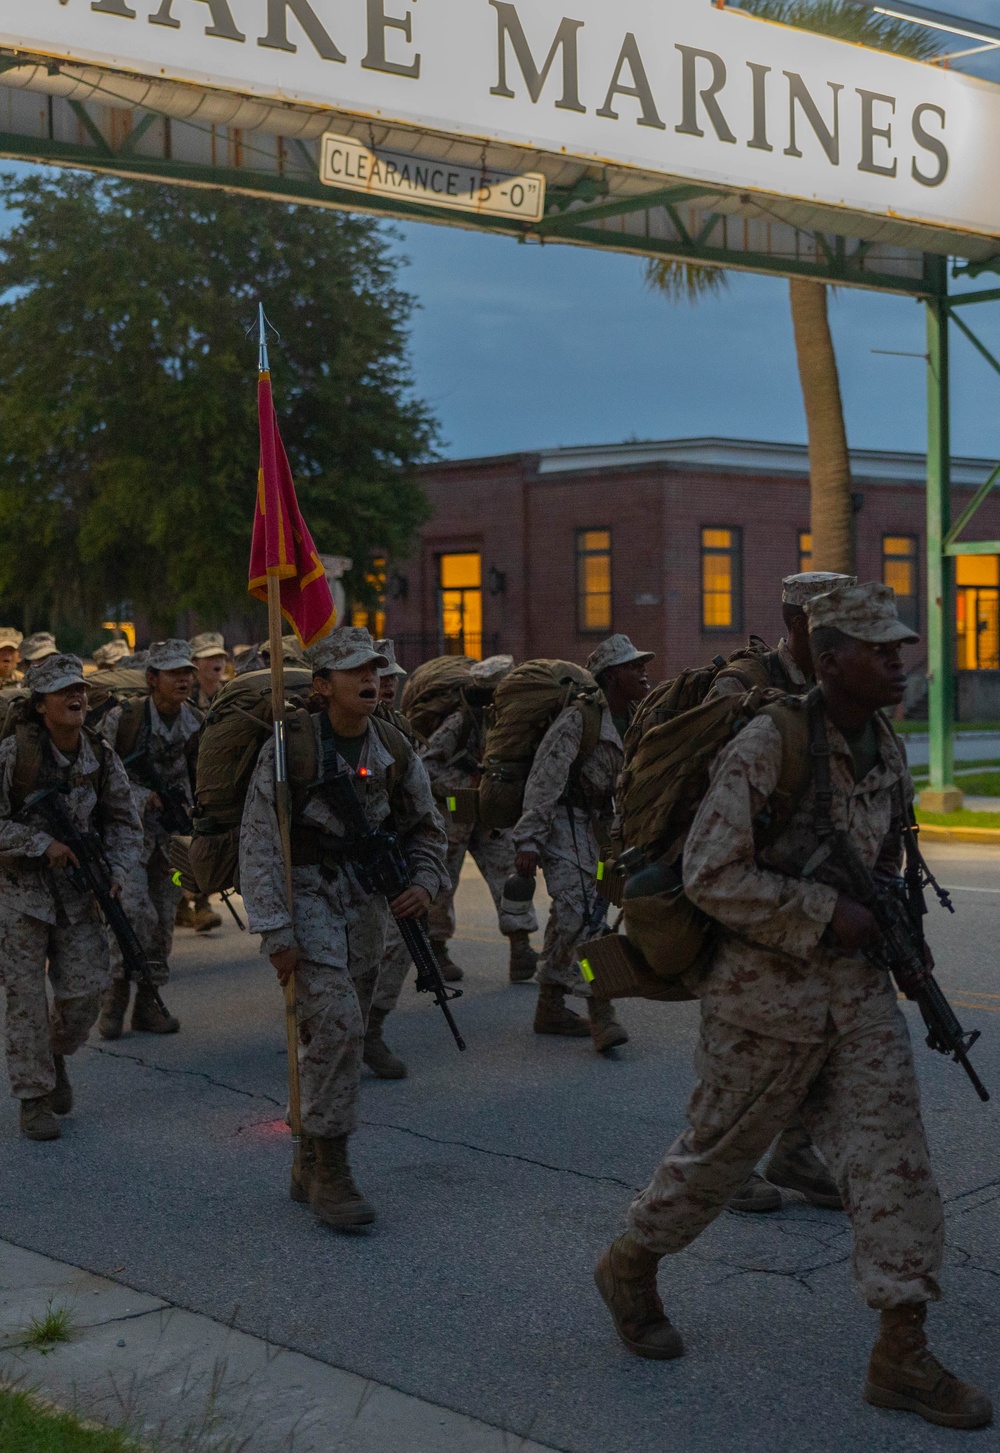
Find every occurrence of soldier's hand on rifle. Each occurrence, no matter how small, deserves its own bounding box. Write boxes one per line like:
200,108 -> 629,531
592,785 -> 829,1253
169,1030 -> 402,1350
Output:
109,880 -> 124,902
145,792 -> 163,814
830,894 -> 881,954
515,850 -> 539,878
270,945 -> 300,986
390,885 -> 431,919
44,839 -> 80,871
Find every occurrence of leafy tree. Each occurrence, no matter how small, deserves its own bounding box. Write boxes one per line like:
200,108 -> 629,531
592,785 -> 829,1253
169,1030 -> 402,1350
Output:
0,173 -> 437,636
649,1 -> 938,573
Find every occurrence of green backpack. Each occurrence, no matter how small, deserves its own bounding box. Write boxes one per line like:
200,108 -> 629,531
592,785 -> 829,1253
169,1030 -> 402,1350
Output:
399,655 -> 474,741
478,659 -> 604,829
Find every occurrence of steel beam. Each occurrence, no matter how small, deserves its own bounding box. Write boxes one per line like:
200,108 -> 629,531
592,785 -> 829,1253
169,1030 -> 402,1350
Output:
924,256 -> 959,810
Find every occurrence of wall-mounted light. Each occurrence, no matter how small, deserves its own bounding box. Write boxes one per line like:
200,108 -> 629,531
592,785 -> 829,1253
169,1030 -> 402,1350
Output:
387,571 -> 409,601
487,565 -> 507,597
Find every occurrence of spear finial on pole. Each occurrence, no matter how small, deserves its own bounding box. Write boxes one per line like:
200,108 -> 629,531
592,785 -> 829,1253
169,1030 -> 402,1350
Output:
258,302 -> 270,375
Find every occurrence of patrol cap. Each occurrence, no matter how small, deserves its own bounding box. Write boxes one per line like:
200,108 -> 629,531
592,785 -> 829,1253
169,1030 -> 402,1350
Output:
0,626 -> 23,650
805,581 -> 919,644
93,639 -> 132,668
189,631 -> 227,660
781,572 -> 856,608
308,627 -> 389,673
146,638 -> 195,672
20,631 -> 58,663
375,639 -> 407,678
28,653 -> 87,695
586,634 -> 654,678
469,653 -> 514,688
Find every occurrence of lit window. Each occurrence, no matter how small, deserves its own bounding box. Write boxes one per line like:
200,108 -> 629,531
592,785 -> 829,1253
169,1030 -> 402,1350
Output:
956,554 -> 1000,671
438,553 -> 482,659
351,555 -> 386,639
701,527 -> 742,632
576,529 -> 612,633
798,531 -> 813,573
883,535 -> 919,633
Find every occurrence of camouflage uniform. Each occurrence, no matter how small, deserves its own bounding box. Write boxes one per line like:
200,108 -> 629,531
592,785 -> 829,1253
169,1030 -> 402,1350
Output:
627,708 -> 944,1309
513,704 -> 621,996
240,715 -> 447,1138
103,698 -> 201,985
707,638 -> 808,700
0,728 -> 141,1098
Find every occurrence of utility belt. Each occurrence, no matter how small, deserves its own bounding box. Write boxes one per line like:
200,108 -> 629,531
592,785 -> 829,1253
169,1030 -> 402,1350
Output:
290,825 -> 356,875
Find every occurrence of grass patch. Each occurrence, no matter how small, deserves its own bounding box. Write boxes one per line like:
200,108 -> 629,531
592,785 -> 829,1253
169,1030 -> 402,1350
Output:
915,809 -> 1000,829
0,1388 -> 142,1452
22,1307 -> 73,1354
925,771 -> 1000,796
896,720 -> 1000,735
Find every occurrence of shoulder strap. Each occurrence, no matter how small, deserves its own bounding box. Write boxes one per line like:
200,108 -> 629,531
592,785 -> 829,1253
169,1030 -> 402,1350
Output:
575,696 -> 603,765
371,714 -> 411,790
10,723 -> 45,811
806,689 -> 834,837
114,696 -> 149,761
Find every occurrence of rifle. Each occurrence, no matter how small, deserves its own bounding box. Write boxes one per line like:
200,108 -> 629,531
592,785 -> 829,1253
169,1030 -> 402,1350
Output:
801,697 -> 988,1102
312,731 -> 466,1052
22,784 -> 171,1014
121,702 -> 194,836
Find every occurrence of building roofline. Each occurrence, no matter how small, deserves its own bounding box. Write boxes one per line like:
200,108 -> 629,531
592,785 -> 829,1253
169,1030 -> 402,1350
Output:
419,437 -> 999,488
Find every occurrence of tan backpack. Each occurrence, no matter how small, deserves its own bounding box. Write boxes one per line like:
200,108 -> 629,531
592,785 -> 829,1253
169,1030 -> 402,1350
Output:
612,689 -> 812,986
84,668 -> 149,731
478,659 -> 604,829
399,655 -> 474,740
622,637 -> 781,754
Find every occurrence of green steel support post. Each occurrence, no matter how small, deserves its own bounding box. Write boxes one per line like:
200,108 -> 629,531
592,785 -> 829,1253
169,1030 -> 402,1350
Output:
924,258 -> 960,810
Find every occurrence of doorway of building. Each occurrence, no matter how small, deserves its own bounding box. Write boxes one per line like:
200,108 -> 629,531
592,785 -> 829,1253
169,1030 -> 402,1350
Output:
437,552 -> 483,658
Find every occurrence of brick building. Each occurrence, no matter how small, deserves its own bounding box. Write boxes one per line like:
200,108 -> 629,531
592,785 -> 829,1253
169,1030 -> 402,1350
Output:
373,438 -> 1000,716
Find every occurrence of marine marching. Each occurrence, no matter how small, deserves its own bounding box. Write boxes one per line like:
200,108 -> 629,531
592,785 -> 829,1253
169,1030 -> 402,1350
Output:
0,341 -> 992,1431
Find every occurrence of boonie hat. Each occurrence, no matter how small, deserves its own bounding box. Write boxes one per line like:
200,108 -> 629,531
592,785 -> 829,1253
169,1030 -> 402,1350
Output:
147,639 -> 195,671
469,654 -> 514,688
20,632 -> 58,663
0,626 -> 23,650
376,639 -> 407,678
805,581 -> 919,644
308,627 -> 389,673
189,631 -> 227,659
782,572 -> 857,608
28,653 -> 87,695
586,634 -> 654,678
93,640 -> 132,668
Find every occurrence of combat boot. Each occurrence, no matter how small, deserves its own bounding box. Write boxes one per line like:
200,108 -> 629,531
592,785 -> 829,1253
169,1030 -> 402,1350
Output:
727,1170 -> 782,1213
588,997 -> 629,1052
864,1304 -> 992,1429
764,1126 -> 843,1210
49,1055 -> 72,1116
20,1096 -> 60,1142
175,898 -> 197,929
130,984 -> 180,1035
594,1233 -> 683,1360
191,896 -> 222,933
308,1134 -> 376,1230
290,1134 -> 315,1204
97,980 -> 130,1040
507,930 -> 538,984
363,1008 -> 407,1080
533,983 -> 591,1037
430,940 -> 464,983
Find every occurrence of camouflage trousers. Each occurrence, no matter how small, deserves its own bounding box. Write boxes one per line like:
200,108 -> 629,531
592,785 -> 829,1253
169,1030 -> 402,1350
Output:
628,1002 -> 944,1309
0,905 -> 109,1100
537,807 -> 606,997
110,844 -> 181,987
426,822 -> 538,942
296,956 -> 380,1138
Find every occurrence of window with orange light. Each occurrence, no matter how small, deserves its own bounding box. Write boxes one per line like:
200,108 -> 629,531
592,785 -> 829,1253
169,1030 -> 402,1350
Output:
882,535 -> 919,632
955,554 -> 1000,671
351,556 -> 386,639
798,531 -> 813,574
438,553 -> 482,659
702,527 -> 742,632
576,529 -> 612,633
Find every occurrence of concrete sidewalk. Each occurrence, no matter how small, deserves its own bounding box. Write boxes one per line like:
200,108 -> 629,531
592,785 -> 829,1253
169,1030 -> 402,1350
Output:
0,1239 -> 558,1452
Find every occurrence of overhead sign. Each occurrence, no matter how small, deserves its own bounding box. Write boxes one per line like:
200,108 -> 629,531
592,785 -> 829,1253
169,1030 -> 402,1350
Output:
319,133 -> 545,220
2,1 -> 1000,242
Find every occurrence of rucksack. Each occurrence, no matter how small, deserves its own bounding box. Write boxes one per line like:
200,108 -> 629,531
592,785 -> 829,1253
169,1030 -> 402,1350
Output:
478,659 -> 604,829
7,718 -> 111,813
623,636 -> 779,753
84,667 -> 149,731
400,655 -> 474,741
612,688 -> 811,984
187,668 -> 409,895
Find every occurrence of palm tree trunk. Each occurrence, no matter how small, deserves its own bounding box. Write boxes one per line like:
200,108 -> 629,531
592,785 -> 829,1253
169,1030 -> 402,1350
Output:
789,278 -> 853,574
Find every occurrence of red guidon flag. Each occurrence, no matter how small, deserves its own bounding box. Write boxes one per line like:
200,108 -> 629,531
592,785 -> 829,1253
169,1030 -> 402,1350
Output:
248,372 -> 336,648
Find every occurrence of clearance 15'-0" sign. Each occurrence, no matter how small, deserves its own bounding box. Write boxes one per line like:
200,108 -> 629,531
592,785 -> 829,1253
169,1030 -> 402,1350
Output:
2,0 -> 1000,240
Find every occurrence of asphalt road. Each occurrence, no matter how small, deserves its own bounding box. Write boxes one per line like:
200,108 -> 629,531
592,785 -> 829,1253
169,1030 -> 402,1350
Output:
1,845 -> 998,1453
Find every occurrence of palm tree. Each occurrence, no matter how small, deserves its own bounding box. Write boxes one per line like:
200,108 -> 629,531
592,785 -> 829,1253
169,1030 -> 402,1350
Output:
647,0 -> 938,573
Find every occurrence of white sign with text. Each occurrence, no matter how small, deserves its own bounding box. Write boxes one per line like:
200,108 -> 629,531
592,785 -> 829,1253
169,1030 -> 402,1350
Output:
319,133 -> 545,219
1,0 -> 999,240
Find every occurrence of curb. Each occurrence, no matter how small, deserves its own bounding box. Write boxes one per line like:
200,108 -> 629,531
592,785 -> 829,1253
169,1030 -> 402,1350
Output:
916,824 -> 1000,843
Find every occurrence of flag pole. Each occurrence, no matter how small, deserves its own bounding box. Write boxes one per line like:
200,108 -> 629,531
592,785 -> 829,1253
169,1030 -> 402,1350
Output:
258,303 -> 303,1161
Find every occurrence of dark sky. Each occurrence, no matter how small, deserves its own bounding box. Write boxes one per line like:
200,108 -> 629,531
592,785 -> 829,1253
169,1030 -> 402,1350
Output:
392,0 -> 1000,462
